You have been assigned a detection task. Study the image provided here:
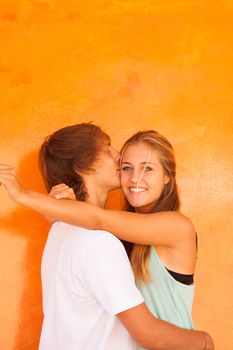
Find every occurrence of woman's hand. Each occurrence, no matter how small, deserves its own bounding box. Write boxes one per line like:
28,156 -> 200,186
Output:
0,164 -> 25,202
202,331 -> 215,350
49,184 -> 76,200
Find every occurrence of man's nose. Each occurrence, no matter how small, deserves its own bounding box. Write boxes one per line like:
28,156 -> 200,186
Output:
112,147 -> 120,162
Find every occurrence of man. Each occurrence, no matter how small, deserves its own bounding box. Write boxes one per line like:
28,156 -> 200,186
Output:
0,123 -> 213,349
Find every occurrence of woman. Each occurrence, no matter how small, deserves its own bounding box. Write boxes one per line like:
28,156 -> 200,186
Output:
120,131 -> 196,331
48,130 -> 197,335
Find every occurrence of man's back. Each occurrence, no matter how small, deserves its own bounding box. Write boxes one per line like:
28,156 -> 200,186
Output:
39,221 -> 143,350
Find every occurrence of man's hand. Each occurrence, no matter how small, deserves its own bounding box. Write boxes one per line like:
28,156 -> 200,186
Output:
0,164 -> 25,202
44,184 -> 76,223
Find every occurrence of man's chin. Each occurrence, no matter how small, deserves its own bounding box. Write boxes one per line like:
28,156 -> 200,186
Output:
112,184 -> 121,191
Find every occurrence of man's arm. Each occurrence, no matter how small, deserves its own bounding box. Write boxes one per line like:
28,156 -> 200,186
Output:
118,303 -> 213,350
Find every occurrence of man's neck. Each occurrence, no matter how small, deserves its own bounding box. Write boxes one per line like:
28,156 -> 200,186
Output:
85,186 -> 108,208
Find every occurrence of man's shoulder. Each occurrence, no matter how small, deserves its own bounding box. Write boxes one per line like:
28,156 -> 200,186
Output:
49,221 -> 123,251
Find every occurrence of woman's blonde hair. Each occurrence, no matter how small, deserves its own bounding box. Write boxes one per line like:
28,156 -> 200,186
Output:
121,130 -> 180,283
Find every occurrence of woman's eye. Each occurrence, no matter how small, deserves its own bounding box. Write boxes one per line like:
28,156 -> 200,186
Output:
143,166 -> 153,172
121,166 -> 132,172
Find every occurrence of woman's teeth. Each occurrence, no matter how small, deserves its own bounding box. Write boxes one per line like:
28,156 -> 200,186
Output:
129,187 -> 146,193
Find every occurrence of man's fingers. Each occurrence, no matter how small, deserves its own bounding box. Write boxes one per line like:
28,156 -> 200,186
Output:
54,188 -> 75,200
67,188 -> 75,194
51,184 -> 69,190
54,190 -> 71,199
49,184 -> 69,195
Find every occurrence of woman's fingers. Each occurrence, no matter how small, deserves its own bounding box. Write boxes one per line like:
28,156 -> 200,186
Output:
0,165 -> 23,201
0,165 -> 16,183
0,172 -> 16,185
0,164 -> 14,168
0,166 -> 76,202
0,165 -> 15,173
0,166 -> 15,176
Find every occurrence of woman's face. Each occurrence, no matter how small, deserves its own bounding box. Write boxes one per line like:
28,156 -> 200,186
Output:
120,142 -> 169,213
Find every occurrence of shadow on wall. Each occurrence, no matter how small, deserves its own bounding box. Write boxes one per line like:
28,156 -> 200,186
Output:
1,150 -> 50,350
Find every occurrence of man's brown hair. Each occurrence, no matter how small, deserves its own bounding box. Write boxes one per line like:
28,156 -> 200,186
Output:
39,123 -> 110,201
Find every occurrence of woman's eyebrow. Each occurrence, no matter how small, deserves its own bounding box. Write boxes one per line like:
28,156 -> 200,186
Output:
121,161 -> 156,166
141,162 -> 155,165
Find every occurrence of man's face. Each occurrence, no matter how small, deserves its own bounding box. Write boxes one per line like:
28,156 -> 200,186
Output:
93,141 -> 120,191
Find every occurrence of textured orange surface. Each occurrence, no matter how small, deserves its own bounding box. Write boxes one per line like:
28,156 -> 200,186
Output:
0,1 -> 232,349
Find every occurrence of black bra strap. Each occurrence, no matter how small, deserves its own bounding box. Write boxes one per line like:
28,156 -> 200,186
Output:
165,267 -> 194,285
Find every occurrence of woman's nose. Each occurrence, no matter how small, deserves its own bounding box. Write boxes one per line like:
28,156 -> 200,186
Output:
130,169 -> 141,184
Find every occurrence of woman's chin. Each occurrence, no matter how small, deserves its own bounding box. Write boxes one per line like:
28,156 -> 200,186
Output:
127,199 -> 143,209
127,200 -> 155,213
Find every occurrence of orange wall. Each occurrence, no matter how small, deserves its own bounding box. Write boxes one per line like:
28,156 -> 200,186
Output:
0,1 -> 232,349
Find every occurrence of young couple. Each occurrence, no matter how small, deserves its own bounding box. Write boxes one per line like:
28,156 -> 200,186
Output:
0,123 -> 214,350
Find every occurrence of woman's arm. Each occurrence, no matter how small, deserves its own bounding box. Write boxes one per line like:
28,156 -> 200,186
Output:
0,164 -> 101,229
0,165 -> 195,247
49,185 -> 196,248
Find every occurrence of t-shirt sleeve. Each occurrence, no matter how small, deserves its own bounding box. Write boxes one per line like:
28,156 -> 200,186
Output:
76,232 -> 144,316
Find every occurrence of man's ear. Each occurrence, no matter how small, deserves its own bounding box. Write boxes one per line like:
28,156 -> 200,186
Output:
164,175 -> 170,184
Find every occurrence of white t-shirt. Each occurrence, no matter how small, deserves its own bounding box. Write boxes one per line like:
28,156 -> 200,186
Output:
39,221 -> 143,350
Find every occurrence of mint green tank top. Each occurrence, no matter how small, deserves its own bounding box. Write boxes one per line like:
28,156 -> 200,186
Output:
136,247 -> 194,349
